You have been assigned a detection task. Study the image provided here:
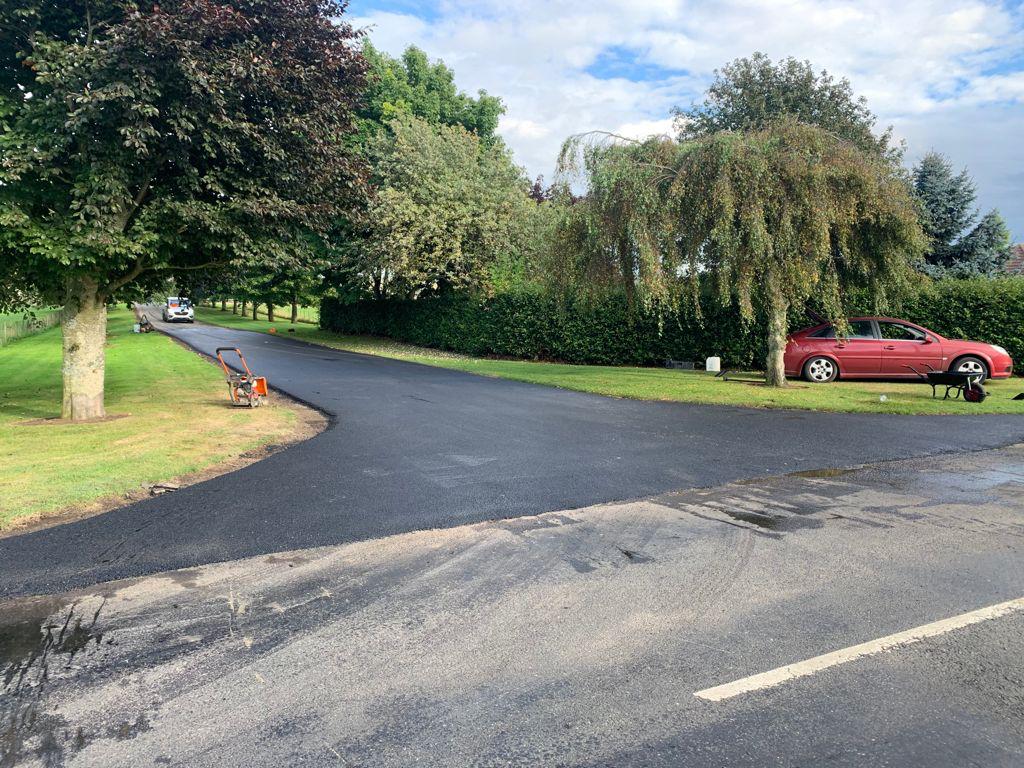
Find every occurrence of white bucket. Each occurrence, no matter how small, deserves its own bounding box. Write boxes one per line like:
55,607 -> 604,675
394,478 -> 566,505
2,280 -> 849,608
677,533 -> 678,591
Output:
705,356 -> 721,373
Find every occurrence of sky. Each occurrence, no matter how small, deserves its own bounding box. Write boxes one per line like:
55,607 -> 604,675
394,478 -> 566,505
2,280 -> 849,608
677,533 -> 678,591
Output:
348,0 -> 1024,242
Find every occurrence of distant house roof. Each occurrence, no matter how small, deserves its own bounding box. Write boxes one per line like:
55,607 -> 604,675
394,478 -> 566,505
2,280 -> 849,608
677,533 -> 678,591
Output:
1007,244 -> 1024,275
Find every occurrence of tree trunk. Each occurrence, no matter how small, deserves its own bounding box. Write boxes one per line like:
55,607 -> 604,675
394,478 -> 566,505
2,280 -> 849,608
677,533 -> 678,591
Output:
241,300 -> 247,315
61,276 -> 107,421
619,233 -> 636,310
267,303 -> 275,322
252,303 -> 258,321
232,300 -> 237,315
220,298 -> 227,311
290,295 -> 298,324
764,293 -> 790,388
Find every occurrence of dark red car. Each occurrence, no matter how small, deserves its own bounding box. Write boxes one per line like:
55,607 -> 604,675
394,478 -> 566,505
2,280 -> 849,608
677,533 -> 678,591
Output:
785,317 -> 1014,383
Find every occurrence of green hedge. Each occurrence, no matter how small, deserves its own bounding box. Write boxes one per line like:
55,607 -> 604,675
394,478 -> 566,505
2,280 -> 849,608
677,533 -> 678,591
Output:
321,278 -> 1024,370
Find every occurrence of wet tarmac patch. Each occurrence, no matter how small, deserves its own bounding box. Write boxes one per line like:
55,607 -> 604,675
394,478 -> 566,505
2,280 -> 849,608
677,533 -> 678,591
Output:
160,569 -> 203,589
493,513 -> 579,536
567,557 -> 598,574
616,547 -> 654,564
265,553 -> 312,566
110,713 -> 151,741
1,596 -> 107,766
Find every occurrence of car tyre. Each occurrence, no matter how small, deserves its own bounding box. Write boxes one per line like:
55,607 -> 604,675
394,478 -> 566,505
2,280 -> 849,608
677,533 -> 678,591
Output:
952,356 -> 989,380
803,356 -> 838,383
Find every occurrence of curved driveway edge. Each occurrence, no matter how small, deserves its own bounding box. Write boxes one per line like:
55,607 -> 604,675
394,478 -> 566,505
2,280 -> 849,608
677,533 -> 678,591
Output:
2,320 -> 1023,598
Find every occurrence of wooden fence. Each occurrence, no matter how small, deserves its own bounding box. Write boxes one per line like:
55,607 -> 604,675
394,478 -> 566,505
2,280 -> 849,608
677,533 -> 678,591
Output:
0,308 -> 63,347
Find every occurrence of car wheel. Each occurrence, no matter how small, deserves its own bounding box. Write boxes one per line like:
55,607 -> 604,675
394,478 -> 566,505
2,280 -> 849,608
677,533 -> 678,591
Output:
952,356 -> 989,380
803,356 -> 838,383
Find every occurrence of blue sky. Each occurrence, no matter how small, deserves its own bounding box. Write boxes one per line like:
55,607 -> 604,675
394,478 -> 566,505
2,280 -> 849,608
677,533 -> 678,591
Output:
349,0 -> 1024,242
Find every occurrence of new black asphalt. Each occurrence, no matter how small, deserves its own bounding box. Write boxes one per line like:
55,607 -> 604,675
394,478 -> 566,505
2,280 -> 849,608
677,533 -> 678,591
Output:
3,320 -> 1024,598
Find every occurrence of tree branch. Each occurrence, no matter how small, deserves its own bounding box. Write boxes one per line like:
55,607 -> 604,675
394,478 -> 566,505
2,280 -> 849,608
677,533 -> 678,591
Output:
86,2 -> 94,47
120,174 -> 154,233
102,255 -> 148,297
151,260 -> 224,273
101,256 -> 227,300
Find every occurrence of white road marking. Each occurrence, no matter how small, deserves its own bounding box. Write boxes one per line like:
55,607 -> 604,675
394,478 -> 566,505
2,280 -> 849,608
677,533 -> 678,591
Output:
695,596 -> 1024,702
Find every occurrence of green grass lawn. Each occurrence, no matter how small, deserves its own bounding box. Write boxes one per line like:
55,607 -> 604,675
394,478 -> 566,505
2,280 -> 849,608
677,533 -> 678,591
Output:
0,308 -> 303,531
196,307 -> 1024,415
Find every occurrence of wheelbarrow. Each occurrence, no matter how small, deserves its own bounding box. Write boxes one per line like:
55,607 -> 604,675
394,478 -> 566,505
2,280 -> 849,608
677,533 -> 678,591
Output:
904,364 -> 986,402
216,347 -> 268,408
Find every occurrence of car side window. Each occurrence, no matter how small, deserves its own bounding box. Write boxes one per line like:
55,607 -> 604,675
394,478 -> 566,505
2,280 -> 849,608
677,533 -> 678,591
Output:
879,322 -> 926,341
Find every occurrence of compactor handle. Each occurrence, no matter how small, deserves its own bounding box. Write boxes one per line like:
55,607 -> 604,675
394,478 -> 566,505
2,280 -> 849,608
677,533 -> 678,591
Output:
215,347 -> 253,377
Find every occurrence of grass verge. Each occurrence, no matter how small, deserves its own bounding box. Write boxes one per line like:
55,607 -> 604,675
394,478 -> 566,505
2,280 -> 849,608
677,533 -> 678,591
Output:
0,308 -> 320,532
196,307 -> 1024,416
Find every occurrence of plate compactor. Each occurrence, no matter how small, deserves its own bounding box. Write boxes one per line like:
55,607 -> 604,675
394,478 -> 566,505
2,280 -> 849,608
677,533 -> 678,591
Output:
216,347 -> 268,408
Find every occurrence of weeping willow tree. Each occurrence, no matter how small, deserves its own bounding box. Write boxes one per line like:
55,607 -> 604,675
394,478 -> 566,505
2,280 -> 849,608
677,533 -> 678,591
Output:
557,119 -> 925,386
554,134 -> 681,309
672,120 -> 924,385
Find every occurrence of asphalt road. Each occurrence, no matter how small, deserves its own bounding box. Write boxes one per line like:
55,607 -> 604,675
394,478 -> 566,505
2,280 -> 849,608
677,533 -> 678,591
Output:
3,317 -> 1024,598
3,446 -> 1023,767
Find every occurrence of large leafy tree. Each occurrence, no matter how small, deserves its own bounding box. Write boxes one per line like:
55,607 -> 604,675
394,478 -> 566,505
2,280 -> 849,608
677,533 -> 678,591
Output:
347,114 -> 532,299
677,52 -> 895,160
359,42 -> 504,143
912,151 -> 1011,276
0,0 -> 367,420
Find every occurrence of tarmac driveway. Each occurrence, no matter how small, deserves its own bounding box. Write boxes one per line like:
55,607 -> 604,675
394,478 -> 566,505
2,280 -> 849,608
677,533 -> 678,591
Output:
2,318 -> 1024,598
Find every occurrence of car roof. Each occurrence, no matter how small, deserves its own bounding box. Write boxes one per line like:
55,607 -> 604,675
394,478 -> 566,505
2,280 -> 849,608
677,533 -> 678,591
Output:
795,317 -> 941,338
805,316 -> 920,325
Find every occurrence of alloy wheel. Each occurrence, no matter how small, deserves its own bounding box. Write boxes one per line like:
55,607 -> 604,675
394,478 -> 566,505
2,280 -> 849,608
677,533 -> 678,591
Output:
957,359 -> 986,376
808,359 -> 835,382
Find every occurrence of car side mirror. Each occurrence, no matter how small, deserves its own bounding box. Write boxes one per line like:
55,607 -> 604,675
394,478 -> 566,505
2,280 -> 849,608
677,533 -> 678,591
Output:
922,336 -> 934,345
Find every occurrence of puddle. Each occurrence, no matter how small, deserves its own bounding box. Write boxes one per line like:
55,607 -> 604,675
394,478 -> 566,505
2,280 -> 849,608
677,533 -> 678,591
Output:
787,467 -> 856,479
1,596 -> 69,674
714,507 -> 824,532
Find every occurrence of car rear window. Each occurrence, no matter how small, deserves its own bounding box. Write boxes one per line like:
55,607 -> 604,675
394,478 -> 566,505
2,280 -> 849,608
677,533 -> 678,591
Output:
809,321 -> 875,339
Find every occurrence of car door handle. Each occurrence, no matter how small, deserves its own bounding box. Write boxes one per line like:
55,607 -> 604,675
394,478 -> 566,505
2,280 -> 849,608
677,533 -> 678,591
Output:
883,345 -> 896,350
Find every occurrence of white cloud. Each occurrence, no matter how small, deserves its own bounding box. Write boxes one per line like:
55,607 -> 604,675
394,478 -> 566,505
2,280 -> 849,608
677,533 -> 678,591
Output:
613,118 -> 676,140
352,0 -> 1024,239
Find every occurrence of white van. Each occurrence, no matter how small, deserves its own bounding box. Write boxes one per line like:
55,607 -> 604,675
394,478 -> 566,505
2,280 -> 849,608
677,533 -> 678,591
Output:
162,297 -> 195,323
